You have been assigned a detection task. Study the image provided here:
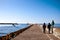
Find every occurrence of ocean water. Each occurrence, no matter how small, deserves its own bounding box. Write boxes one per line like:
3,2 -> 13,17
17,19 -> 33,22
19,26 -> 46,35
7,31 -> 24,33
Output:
0,24 -> 29,36
40,23 -> 60,28
54,24 -> 60,28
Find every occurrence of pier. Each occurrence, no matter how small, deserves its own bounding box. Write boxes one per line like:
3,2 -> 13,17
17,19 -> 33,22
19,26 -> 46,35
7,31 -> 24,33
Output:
12,24 -> 60,40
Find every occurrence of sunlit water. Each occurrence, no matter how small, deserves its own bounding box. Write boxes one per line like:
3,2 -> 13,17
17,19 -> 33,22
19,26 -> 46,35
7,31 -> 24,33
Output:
0,24 -> 29,36
54,24 -> 60,28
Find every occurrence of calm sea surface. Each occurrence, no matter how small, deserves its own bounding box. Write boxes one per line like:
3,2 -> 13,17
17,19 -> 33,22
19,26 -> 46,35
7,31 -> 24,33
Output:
0,24 -> 29,36
54,24 -> 60,28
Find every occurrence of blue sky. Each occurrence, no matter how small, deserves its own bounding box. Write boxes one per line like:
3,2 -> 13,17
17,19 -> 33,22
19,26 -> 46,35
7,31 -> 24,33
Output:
0,0 -> 60,23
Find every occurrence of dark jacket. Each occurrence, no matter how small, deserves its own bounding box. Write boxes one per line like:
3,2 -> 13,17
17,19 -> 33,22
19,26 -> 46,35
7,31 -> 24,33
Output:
43,23 -> 46,29
48,23 -> 51,29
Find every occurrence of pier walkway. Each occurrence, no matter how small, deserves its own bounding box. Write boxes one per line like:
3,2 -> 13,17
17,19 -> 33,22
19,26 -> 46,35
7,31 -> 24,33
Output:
12,24 -> 60,40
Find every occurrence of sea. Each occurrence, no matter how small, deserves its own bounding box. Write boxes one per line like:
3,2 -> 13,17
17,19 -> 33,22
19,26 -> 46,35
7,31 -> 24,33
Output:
0,24 -> 29,36
0,23 -> 60,36
54,24 -> 60,28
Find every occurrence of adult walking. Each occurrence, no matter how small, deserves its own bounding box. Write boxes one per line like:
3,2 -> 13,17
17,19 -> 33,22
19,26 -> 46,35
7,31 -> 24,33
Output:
47,23 -> 51,34
43,23 -> 46,33
51,20 -> 55,33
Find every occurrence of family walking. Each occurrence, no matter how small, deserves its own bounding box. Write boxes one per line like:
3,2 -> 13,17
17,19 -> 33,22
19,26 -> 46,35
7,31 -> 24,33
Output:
42,20 -> 55,34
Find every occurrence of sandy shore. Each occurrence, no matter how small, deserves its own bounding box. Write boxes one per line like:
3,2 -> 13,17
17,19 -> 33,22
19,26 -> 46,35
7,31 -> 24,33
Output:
53,28 -> 60,39
38,24 -> 60,39
54,28 -> 60,33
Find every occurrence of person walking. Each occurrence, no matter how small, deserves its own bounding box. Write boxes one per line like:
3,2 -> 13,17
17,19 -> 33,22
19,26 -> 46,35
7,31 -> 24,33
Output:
43,23 -> 46,33
47,23 -> 51,34
51,20 -> 55,33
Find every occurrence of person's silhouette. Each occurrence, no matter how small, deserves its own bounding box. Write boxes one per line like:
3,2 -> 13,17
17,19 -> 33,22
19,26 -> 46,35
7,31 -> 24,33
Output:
51,20 -> 55,33
43,23 -> 46,33
47,23 -> 51,34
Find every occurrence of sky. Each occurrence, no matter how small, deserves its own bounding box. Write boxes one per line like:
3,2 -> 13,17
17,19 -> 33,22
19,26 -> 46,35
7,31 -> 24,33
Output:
0,0 -> 60,23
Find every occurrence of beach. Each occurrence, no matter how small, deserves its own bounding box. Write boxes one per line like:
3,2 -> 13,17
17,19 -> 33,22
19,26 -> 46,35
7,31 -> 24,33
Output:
54,28 -> 60,33
53,28 -> 60,39
40,24 -> 60,39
